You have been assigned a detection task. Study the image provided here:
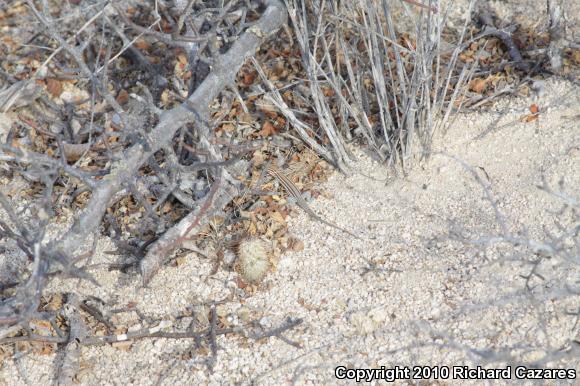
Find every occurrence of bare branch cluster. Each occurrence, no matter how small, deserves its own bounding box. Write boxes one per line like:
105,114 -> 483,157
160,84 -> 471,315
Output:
276,0 -> 473,172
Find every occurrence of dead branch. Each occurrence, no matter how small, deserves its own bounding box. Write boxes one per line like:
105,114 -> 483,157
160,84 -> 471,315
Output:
56,294 -> 87,386
475,4 -> 530,72
139,176 -> 237,285
1,313 -> 304,357
248,316 -> 303,348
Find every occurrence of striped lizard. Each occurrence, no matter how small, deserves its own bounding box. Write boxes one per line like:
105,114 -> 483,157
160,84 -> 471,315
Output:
266,165 -> 362,240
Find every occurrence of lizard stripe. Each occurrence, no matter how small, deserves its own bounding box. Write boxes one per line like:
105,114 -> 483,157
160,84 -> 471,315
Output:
266,166 -> 361,239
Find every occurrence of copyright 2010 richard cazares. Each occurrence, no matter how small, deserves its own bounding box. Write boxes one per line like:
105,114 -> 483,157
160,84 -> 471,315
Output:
334,365 -> 576,382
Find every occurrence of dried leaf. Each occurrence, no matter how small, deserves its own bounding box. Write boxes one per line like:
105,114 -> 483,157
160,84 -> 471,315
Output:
259,121 -> 277,137
37,342 -> 56,355
236,276 -> 248,289
238,111 -> 253,123
518,85 -> 530,96
116,89 -> 129,105
112,340 -> 133,351
46,78 -> 62,98
134,38 -> 150,50
44,293 -> 64,311
469,78 -> 487,94
269,211 -> 285,224
521,114 -> 539,123
573,50 -> 580,65
243,71 -> 256,86
322,87 -> 334,97
221,123 -> 235,133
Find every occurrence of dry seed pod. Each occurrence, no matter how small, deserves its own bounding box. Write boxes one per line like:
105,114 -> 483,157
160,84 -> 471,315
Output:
237,238 -> 270,283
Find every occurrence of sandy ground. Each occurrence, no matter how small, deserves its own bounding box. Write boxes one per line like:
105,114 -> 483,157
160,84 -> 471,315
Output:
1,74 -> 578,385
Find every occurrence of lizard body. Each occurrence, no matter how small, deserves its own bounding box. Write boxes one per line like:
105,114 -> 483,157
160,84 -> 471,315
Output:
266,166 -> 362,240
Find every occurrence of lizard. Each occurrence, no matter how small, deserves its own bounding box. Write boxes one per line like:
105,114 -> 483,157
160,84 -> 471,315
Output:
266,165 -> 362,240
